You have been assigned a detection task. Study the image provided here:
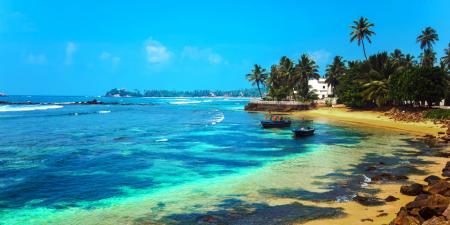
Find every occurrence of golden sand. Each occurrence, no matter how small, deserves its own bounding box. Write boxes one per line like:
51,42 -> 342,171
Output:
288,107 -> 449,225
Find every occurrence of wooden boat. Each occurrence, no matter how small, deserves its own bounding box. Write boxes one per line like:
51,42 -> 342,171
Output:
261,115 -> 292,128
292,127 -> 315,137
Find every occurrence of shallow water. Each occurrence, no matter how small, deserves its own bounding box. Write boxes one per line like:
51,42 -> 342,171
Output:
0,96 -> 426,224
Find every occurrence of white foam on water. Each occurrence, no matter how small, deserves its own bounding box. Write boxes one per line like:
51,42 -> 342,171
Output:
0,105 -> 63,112
169,100 -> 201,105
210,112 -> 225,125
155,138 -> 168,142
98,110 -> 111,114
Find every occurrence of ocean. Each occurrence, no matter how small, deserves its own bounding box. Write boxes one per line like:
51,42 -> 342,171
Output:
0,96 -> 426,224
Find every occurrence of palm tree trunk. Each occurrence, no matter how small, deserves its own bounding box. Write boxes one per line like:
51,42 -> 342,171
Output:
361,40 -> 368,60
256,82 -> 263,99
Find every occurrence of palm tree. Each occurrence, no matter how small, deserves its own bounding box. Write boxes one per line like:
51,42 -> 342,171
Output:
417,27 -> 439,52
362,80 -> 389,107
294,54 -> 320,100
246,64 -> 268,98
390,49 -> 405,66
325,56 -> 346,96
420,48 -> 436,67
350,17 -> 376,60
441,43 -> 449,71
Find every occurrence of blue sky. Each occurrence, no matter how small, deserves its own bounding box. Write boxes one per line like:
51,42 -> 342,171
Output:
0,0 -> 449,95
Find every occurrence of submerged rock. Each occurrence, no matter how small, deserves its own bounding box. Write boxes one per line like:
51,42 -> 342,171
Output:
371,173 -> 409,182
353,194 -> 385,206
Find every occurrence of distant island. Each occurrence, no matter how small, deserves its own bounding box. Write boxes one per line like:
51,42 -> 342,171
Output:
104,88 -> 263,97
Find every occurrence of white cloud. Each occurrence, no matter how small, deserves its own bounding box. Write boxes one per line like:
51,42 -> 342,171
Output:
181,46 -> 224,64
99,51 -> 121,65
308,49 -> 331,65
145,38 -> 171,63
26,53 -> 47,64
65,42 -> 77,65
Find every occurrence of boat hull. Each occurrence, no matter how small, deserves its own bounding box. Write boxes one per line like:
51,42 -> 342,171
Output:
261,120 -> 292,128
292,128 -> 315,137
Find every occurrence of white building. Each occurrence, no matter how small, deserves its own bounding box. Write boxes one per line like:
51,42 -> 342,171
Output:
308,78 -> 332,99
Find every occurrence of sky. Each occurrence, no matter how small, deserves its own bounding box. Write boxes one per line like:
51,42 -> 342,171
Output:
0,0 -> 449,95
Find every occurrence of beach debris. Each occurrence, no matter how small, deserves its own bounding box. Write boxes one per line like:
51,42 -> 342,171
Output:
400,183 -> 424,196
386,195 -> 400,202
361,218 -> 374,222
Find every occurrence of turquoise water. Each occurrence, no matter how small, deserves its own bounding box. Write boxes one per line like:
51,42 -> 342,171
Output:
0,96 -> 422,224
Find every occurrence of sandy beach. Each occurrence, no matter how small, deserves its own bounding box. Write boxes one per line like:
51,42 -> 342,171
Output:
289,107 -> 449,224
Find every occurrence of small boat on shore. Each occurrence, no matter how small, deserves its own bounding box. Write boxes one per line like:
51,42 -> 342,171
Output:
292,127 -> 315,137
261,114 -> 292,128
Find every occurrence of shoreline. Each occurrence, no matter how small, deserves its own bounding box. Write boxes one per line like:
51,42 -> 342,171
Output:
289,107 -> 449,224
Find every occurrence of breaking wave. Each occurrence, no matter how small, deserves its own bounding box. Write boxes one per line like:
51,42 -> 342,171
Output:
0,105 -> 63,112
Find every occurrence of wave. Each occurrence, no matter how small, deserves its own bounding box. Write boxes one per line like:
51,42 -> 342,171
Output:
169,100 -> 201,105
155,138 -> 168,142
0,105 -> 63,112
98,110 -> 111,114
210,112 -> 225,125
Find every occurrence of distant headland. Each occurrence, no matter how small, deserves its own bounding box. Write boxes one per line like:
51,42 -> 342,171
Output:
104,88 -> 262,98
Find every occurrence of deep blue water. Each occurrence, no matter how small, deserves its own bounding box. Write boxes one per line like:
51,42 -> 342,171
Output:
0,96 -> 401,224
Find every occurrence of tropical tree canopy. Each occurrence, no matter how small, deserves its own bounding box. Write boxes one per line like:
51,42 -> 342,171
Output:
417,27 -> 439,50
350,17 -> 375,59
246,64 -> 268,98
325,56 -> 346,96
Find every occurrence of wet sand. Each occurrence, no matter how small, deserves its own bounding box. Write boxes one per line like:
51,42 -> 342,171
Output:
290,107 -> 449,225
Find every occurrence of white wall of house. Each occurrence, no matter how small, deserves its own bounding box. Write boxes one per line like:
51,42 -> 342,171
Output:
308,78 -> 332,99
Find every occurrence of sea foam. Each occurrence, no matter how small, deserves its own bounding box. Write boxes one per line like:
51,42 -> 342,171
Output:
0,105 -> 63,112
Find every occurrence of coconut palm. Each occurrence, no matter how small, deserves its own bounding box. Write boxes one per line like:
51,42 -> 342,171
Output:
246,64 -> 268,98
420,48 -> 437,67
350,17 -> 376,60
417,27 -> 439,52
362,80 -> 389,107
325,56 -> 346,96
294,54 -> 320,100
390,49 -> 404,67
441,43 -> 450,71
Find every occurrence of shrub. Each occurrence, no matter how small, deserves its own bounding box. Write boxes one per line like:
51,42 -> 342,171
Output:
424,109 -> 450,120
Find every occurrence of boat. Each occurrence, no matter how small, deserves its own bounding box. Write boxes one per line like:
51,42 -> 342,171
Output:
292,127 -> 315,137
261,114 -> 292,128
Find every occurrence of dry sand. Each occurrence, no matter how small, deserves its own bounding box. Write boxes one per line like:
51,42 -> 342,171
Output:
288,107 -> 449,224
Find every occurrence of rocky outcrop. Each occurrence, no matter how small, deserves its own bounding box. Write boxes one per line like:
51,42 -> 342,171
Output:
390,162 -> 450,225
244,102 -> 314,112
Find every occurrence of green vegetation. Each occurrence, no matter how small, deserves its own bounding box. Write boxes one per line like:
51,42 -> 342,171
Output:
424,109 -> 450,120
245,17 -> 449,108
105,88 -> 263,97
246,64 -> 268,98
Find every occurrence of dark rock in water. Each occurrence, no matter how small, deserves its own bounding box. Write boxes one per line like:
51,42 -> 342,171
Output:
390,207 -> 420,225
197,215 -> 219,224
366,166 -> 377,172
113,137 -> 129,142
422,216 -> 447,225
244,102 -> 313,112
425,175 -> 442,185
400,183 -> 424,196
371,173 -> 409,182
353,194 -> 385,206
385,195 -> 400,202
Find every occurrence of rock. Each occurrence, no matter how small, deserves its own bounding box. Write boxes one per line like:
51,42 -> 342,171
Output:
419,207 -> 437,221
424,175 -> 442,185
366,166 -> 377,172
389,207 -> 420,225
443,205 -> 450,220
361,218 -> 374,222
443,162 -> 450,177
385,195 -> 400,202
353,194 -> 385,206
422,216 -> 448,225
401,183 -> 424,196
377,212 -> 389,217
425,180 -> 450,196
371,173 -> 409,182
406,194 -> 450,215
